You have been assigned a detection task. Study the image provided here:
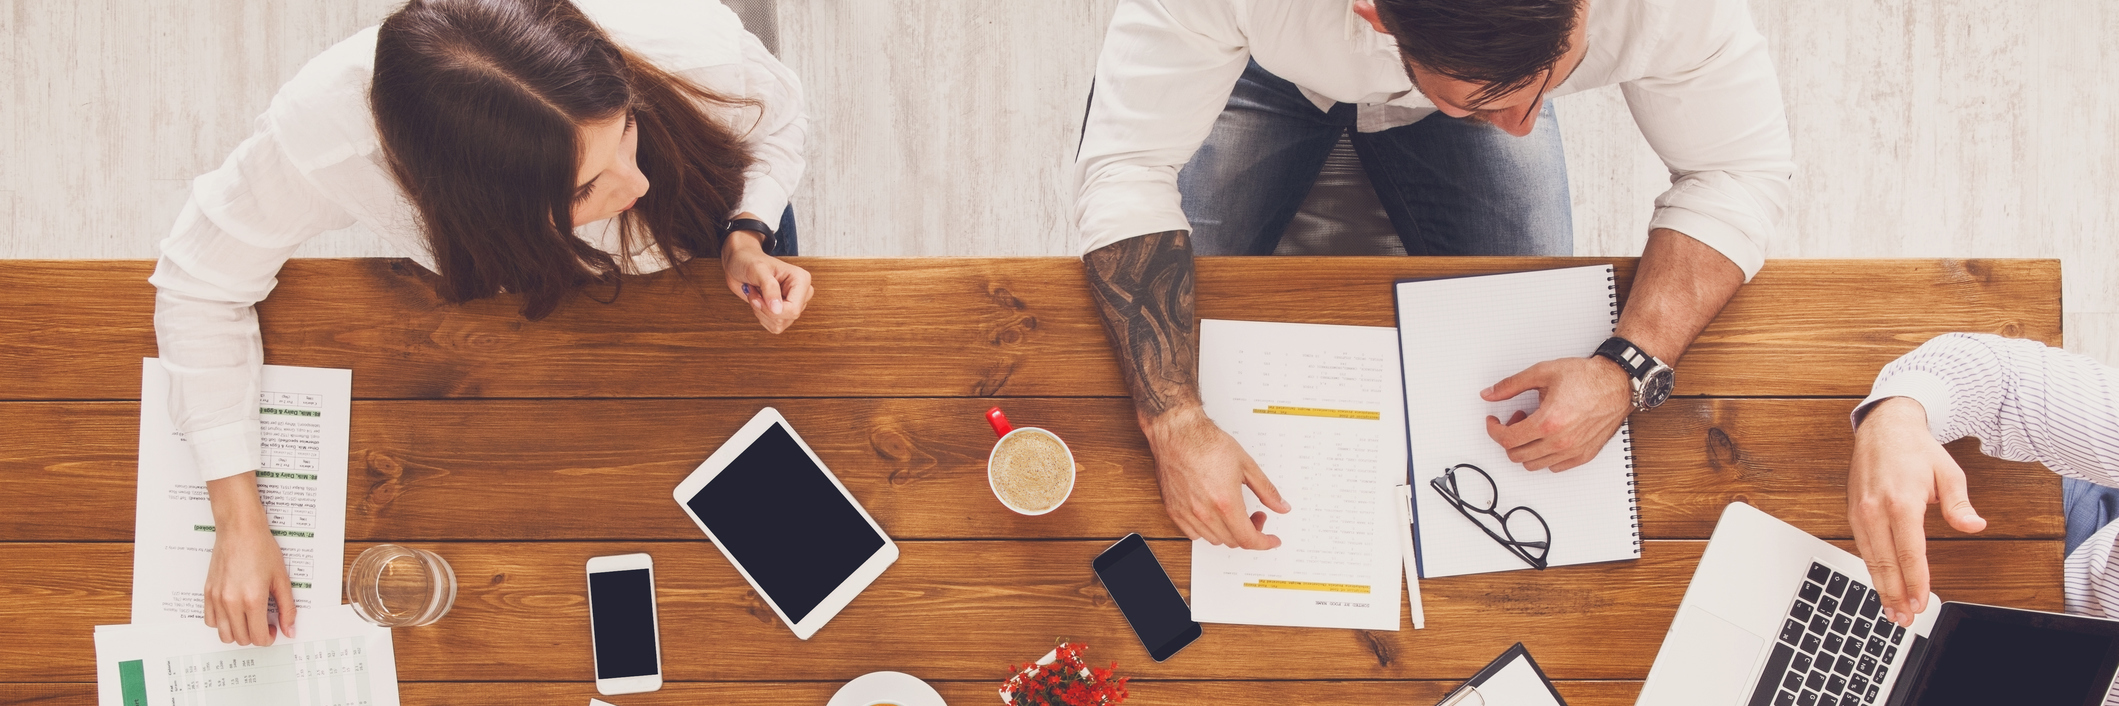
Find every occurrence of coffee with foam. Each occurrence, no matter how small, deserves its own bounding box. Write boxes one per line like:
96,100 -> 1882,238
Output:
989,429 -> 1073,513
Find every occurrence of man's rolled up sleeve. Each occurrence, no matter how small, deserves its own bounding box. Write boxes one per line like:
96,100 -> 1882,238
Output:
1623,0 -> 1794,281
1073,0 -> 1253,255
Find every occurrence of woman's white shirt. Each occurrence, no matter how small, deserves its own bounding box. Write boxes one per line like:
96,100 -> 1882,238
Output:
151,0 -> 807,481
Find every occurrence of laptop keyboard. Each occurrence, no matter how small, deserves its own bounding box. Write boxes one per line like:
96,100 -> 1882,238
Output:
1746,562 -> 1910,706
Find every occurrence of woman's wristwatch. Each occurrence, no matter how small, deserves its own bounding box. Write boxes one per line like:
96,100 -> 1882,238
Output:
722,217 -> 779,254
1593,336 -> 1675,411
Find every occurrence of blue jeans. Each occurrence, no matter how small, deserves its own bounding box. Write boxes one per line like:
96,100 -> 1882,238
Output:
1178,61 -> 1573,256
772,204 -> 799,257
2066,477 -> 2119,556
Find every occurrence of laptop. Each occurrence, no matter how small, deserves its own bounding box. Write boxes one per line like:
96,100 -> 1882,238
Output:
1640,502 -> 2119,706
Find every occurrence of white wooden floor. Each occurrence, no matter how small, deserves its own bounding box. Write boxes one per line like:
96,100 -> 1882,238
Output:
3,0 -> 2112,364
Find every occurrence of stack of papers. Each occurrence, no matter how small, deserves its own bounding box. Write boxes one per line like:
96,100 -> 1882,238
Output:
111,360 -> 394,706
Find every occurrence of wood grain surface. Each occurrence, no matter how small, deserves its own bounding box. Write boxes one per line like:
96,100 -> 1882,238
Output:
0,256 -> 2065,702
0,539 -> 2060,685
0,258 -> 2059,400
0,681 -> 1652,706
1,398 -> 2058,544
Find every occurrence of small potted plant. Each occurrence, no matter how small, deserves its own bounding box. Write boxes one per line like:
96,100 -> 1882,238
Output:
998,641 -> 1130,706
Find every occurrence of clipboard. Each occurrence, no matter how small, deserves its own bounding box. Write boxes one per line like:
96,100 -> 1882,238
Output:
1433,642 -> 1567,706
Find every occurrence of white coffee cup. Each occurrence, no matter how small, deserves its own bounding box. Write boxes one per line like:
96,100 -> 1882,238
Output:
984,407 -> 1076,516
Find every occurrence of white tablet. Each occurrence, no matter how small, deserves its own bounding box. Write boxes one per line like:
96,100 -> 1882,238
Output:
671,407 -> 898,640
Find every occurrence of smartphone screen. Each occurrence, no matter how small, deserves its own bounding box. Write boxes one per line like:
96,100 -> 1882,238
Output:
588,568 -> 660,679
1093,534 -> 1202,661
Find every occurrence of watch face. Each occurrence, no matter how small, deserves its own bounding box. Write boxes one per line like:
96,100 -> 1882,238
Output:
1640,368 -> 1675,409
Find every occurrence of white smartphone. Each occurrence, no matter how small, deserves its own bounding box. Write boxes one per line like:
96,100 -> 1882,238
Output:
586,553 -> 662,695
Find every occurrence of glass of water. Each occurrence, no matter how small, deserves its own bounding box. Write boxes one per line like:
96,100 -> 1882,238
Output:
346,544 -> 457,627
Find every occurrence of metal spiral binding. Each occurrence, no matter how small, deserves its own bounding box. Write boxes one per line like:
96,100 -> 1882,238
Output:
1622,422 -> 1641,549
1607,272 -> 1620,325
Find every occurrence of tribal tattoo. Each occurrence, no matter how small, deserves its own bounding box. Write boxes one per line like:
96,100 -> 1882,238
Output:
1084,230 -> 1199,419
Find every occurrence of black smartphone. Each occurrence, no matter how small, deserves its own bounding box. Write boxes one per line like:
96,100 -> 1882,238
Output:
1092,533 -> 1203,662
587,553 -> 662,695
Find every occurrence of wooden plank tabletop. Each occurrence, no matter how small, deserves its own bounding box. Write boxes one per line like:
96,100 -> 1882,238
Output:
0,257 -> 2064,705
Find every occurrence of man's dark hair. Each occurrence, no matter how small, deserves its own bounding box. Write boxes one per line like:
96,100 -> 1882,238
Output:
1372,0 -> 1584,107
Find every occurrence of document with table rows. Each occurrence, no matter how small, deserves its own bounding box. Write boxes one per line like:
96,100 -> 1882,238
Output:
1191,319 -> 1411,631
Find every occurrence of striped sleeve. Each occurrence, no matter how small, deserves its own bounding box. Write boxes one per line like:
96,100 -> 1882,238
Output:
1853,333 -> 2119,486
1853,333 -> 2119,692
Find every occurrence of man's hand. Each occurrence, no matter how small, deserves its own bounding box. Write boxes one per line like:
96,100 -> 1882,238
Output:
1483,356 -> 1633,471
1083,231 -> 1294,549
204,473 -> 296,646
1142,406 -> 1292,549
1481,228 -> 1744,470
721,214 -> 813,334
1849,396 -> 1986,626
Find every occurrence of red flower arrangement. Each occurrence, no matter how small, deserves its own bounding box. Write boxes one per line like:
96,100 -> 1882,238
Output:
998,642 -> 1130,706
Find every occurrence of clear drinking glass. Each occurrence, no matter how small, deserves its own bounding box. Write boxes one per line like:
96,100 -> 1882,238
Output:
346,544 -> 457,627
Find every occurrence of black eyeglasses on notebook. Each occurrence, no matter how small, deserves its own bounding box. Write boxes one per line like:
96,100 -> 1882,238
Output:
1429,463 -> 1552,570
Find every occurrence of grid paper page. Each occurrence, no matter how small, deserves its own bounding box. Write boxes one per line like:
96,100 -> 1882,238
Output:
1396,265 -> 1640,578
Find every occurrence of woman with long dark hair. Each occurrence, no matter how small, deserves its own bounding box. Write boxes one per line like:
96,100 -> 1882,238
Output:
150,0 -> 809,646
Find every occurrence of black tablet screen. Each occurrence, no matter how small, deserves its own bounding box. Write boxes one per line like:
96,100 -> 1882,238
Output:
688,423 -> 885,624
1916,608 -> 2119,705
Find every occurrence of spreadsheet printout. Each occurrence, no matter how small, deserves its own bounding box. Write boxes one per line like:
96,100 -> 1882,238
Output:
1190,319 -> 1416,631
133,358 -> 353,623
96,604 -> 399,706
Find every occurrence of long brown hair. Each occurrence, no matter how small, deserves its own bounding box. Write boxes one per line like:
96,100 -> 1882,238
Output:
371,0 -> 755,319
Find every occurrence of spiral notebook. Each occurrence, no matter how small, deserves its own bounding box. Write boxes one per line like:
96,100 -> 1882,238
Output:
1396,265 -> 1641,578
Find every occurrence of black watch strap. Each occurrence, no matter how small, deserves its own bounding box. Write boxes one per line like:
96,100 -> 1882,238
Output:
723,217 -> 778,254
1594,336 -> 1657,380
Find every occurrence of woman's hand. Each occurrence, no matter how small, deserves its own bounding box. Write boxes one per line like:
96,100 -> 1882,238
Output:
720,217 -> 812,334
204,473 -> 297,645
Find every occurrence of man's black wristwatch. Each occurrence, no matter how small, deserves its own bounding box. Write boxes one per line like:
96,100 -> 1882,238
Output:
722,217 -> 779,254
1593,336 -> 1675,411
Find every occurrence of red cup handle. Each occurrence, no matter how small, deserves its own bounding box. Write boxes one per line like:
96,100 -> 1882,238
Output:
985,407 -> 1014,438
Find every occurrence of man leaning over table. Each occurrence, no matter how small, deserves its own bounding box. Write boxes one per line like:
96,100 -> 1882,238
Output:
1073,0 -> 1794,549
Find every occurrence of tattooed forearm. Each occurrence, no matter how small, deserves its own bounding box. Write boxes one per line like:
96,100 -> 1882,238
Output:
1084,230 -> 1199,420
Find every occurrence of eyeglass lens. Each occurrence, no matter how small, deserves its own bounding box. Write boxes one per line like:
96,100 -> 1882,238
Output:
1447,464 -> 1498,511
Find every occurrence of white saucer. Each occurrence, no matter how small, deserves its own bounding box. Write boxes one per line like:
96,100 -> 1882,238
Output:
826,671 -> 947,706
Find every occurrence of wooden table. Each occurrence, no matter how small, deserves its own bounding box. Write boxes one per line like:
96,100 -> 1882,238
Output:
0,257 -> 2064,705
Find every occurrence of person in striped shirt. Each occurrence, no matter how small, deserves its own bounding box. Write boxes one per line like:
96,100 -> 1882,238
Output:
1847,332 -> 2119,632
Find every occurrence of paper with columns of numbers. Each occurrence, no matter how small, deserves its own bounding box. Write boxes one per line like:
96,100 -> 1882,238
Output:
133,358 -> 352,624
1189,319 -> 1416,631
95,604 -> 398,706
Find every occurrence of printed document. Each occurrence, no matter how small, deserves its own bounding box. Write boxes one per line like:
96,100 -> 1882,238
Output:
95,603 -> 399,706
134,358 -> 353,623
1190,320 -> 1416,631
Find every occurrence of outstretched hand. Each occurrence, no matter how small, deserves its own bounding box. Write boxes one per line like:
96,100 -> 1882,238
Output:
1482,356 -> 1634,471
1849,396 -> 1986,626
1142,407 -> 1292,550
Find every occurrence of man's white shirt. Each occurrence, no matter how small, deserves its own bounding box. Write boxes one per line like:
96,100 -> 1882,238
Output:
1073,0 -> 1795,278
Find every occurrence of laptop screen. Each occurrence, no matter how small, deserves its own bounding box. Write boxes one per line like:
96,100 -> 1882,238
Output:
1912,603 -> 2119,706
